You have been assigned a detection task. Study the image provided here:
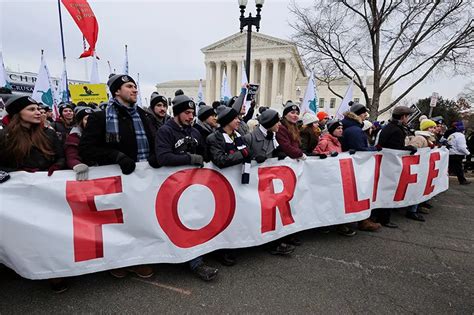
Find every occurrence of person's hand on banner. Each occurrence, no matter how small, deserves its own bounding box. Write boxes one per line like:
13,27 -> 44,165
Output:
73,164 -> 89,181
189,154 -> 204,168
406,145 -> 418,155
47,164 -> 62,177
0,171 -> 10,184
330,151 -> 339,157
349,149 -> 357,155
116,153 -> 136,175
255,155 -> 267,164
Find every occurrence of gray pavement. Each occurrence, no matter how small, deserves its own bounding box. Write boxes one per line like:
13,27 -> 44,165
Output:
1,176 -> 473,314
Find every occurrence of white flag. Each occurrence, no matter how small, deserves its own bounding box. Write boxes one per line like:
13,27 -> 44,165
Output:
32,53 -> 57,113
0,51 -> 11,89
136,73 -> 143,108
55,61 -> 69,114
220,70 -> 232,103
300,70 -> 318,115
196,79 -> 204,116
335,79 -> 354,120
90,53 -> 100,84
122,45 -> 129,75
241,60 -> 248,85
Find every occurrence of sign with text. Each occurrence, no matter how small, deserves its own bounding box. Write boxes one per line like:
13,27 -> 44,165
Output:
69,83 -> 108,104
0,148 -> 449,279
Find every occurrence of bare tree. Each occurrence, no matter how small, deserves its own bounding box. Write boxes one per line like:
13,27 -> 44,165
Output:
290,0 -> 473,118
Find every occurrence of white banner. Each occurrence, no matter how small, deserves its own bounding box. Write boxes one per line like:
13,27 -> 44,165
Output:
0,148 -> 449,279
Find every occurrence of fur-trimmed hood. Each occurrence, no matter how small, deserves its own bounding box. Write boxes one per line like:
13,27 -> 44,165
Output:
342,111 -> 363,127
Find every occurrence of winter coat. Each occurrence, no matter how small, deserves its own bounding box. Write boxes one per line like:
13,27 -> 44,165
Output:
194,120 -> 215,141
244,125 -> 278,159
237,119 -> 250,136
0,127 -> 65,172
407,131 -> 436,149
207,130 -> 247,168
276,122 -> 303,159
447,132 -> 470,156
314,133 -> 342,155
300,126 -> 319,154
341,112 -> 375,152
155,119 -> 207,166
145,109 -> 171,136
51,119 -> 74,145
377,119 -> 412,150
65,128 -> 83,169
79,106 -> 156,166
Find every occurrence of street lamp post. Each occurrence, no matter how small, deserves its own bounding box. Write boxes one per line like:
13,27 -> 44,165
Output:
239,0 -> 264,83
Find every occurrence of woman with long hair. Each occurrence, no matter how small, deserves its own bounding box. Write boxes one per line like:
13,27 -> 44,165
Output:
0,95 -> 67,293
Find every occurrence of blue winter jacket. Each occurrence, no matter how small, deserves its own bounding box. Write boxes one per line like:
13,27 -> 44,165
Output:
341,111 -> 376,152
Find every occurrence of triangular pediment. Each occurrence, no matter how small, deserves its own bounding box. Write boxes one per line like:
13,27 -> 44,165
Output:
201,32 -> 294,52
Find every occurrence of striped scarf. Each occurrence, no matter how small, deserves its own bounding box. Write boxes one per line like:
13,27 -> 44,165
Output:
106,99 -> 150,161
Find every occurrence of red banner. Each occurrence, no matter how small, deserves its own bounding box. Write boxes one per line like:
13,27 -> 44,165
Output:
61,0 -> 99,58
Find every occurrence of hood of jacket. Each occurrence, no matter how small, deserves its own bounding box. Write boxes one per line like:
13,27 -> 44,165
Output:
342,111 -> 363,128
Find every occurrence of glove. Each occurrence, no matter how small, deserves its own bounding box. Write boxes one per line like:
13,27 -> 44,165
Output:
316,154 -> 327,159
148,157 -> 161,169
189,154 -> 204,167
406,145 -> 418,155
276,151 -> 287,160
299,153 -> 307,161
116,153 -> 136,175
445,143 -> 452,150
47,164 -> 62,177
349,149 -> 356,155
330,151 -> 339,157
255,155 -> 267,163
0,171 -> 10,184
73,163 -> 89,181
376,146 -> 383,151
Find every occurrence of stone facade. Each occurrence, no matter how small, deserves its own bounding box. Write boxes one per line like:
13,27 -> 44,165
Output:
156,32 -> 393,119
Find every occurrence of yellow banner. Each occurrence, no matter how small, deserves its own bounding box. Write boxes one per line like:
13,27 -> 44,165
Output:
69,84 -> 108,104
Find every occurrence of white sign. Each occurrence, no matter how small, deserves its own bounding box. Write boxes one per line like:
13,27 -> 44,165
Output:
430,92 -> 439,107
0,148 -> 449,279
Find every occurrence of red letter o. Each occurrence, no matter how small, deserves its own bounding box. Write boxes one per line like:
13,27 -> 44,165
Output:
156,169 -> 235,248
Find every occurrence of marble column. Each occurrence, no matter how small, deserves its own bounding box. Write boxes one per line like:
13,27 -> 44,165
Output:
283,59 -> 292,102
215,61 -> 222,102
225,60 -> 233,94
270,58 -> 280,108
236,60 -> 243,92
205,61 -> 212,104
260,59 -> 268,106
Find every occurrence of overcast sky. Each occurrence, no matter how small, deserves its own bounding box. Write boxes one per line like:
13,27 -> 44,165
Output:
0,0 -> 470,105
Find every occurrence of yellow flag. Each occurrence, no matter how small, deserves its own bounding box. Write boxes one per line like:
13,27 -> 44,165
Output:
69,83 -> 108,104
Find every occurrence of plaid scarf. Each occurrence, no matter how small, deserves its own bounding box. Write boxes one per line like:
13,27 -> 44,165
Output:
106,99 -> 150,161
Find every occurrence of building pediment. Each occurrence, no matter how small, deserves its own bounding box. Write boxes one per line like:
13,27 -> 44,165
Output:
201,32 -> 294,53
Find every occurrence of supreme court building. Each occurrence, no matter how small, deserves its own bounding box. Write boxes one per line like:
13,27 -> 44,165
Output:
156,32 -> 393,118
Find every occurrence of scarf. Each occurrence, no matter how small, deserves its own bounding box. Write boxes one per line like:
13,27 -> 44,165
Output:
106,99 -> 150,161
222,130 -> 251,184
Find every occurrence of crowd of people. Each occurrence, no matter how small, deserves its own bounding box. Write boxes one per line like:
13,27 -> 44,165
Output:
0,74 -> 471,293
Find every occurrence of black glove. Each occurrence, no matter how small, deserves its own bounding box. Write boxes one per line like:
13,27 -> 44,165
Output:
276,151 -> 287,160
406,145 -> 418,155
116,153 -> 136,175
330,151 -> 339,157
189,154 -> 204,167
317,154 -> 327,159
0,171 -> 10,184
445,143 -> 452,150
148,156 -> 161,169
349,149 -> 356,155
255,155 -> 267,163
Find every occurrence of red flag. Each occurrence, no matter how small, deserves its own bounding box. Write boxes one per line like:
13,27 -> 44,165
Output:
61,0 -> 99,58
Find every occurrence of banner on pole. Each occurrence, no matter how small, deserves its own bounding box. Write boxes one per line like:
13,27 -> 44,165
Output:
69,83 -> 108,104
0,148 -> 449,279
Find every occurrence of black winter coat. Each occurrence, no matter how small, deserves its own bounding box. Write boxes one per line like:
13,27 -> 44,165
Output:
377,120 -> 412,150
0,127 -> 65,172
155,119 -> 207,166
79,106 -> 156,166
207,130 -> 247,168
341,112 -> 376,152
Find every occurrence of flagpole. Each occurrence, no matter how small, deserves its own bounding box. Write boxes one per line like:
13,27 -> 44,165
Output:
57,0 -> 69,101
